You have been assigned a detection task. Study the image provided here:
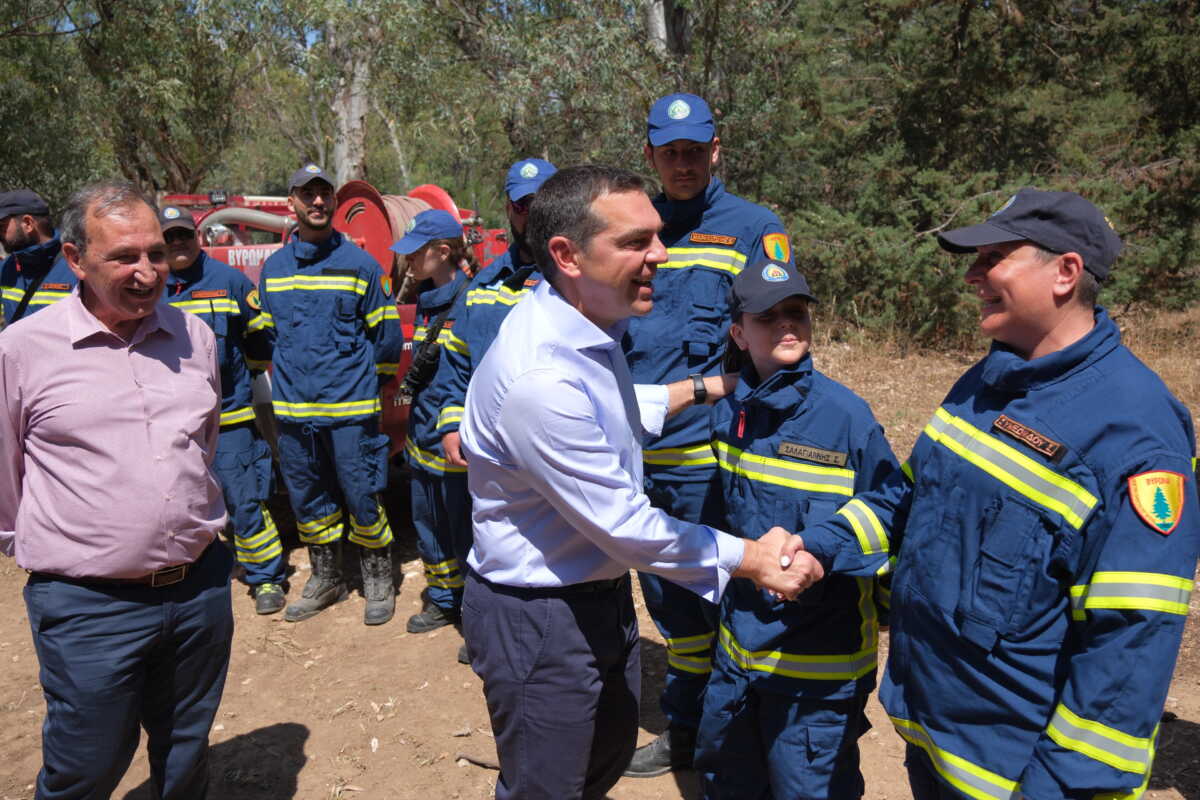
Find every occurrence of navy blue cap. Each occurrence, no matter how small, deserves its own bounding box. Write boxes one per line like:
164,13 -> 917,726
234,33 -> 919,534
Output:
0,189 -> 49,218
389,209 -> 463,255
288,163 -> 334,191
647,93 -> 715,146
730,259 -> 818,316
938,188 -> 1123,280
505,159 -> 557,202
158,205 -> 196,232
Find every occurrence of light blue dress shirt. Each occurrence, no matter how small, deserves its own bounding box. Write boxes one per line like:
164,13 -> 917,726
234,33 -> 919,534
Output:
460,280 -> 745,600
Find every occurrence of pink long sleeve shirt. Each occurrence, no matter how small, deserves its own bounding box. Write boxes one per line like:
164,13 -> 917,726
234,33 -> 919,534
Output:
0,287 -> 226,578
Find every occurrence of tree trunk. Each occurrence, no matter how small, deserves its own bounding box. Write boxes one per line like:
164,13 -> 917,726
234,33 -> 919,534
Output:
327,19 -> 370,185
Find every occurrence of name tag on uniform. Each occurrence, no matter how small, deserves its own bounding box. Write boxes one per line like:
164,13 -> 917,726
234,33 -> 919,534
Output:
992,414 -> 1067,463
690,232 -> 738,247
191,289 -> 228,299
778,441 -> 848,467
41,282 -> 71,291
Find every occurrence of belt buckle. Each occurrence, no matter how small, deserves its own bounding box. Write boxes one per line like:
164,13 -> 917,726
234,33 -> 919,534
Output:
150,565 -> 187,587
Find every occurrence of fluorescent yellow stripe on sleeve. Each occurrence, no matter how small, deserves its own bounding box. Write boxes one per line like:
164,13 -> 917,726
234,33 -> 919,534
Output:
1069,571 -> 1193,620
836,498 -> 889,554
1046,703 -> 1154,775
247,313 -> 273,331
438,406 -> 464,428
444,330 -> 469,355
365,304 -> 399,327
219,406 -> 257,427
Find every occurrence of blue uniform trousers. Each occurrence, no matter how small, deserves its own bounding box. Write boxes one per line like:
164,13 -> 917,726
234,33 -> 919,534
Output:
409,469 -> 470,611
462,571 -> 640,800
212,423 -> 285,585
697,659 -> 870,800
275,419 -> 394,549
23,542 -> 235,800
637,478 -> 719,730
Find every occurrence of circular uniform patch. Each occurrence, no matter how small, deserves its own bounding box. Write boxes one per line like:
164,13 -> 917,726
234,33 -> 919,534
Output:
163,207 -> 181,219
245,289 -> 261,310
405,217 -> 416,233
305,163 -> 321,174
667,99 -> 691,120
762,263 -> 789,282
520,163 -> 539,179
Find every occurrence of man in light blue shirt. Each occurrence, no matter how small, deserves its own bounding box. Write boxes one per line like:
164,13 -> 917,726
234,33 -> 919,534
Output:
459,165 -> 822,800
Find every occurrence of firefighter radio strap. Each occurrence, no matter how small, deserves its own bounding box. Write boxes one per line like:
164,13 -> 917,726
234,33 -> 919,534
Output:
394,280 -> 469,407
3,264 -> 51,331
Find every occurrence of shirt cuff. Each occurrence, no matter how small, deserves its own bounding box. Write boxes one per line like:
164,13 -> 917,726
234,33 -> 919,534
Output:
710,529 -> 746,601
634,383 -> 669,437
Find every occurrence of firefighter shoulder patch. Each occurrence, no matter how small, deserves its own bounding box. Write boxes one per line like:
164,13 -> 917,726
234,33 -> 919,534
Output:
1127,470 -> 1186,535
763,233 -> 791,263
245,289 -> 261,310
381,274 -> 393,297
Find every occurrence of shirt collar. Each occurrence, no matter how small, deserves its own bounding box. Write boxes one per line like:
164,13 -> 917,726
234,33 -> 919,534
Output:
655,178 -> 724,224
417,270 -> 468,308
166,251 -> 206,290
980,307 -> 1120,392
290,229 -> 342,262
66,283 -> 169,346
735,353 -> 813,411
531,280 -> 624,352
11,233 -> 63,274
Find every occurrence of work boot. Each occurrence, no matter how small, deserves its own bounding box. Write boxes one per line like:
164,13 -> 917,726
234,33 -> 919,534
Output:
253,582 -> 286,615
457,642 -> 471,665
284,543 -> 347,622
406,602 -> 458,634
624,725 -> 697,777
360,544 -> 396,626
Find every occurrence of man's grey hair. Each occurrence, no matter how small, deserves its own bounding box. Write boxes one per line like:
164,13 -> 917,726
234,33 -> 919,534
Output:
1033,245 -> 1101,307
526,165 -> 649,286
60,181 -> 155,255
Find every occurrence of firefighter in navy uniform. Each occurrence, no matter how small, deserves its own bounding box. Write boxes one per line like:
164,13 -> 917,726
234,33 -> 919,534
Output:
158,205 -> 287,614
624,93 -> 793,777
250,164 -> 403,626
796,189 -> 1200,799
0,189 -> 77,329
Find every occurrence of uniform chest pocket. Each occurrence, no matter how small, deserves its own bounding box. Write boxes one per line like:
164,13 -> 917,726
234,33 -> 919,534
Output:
687,301 -> 723,363
334,294 -> 358,352
209,311 -> 229,338
957,498 -> 1057,651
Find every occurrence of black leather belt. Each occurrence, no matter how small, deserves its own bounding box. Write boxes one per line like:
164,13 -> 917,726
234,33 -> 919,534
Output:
473,570 -> 629,598
34,560 -> 194,588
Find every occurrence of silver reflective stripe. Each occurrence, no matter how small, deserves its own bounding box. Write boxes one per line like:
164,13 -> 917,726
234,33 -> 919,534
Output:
925,410 -> 1096,529
1085,582 -> 1190,609
718,626 -> 876,680
838,499 -> 888,554
892,717 -> 1023,800
1047,705 -> 1151,774
715,441 -> 855,495
661,246 -> 746,275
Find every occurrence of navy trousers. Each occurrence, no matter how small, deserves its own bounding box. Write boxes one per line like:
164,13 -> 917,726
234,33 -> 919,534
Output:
212,423 -> 285,585
637,478 -> 720,730
462,571 -> 640,800
409,469 -> 470,611
24,542 -> 235,800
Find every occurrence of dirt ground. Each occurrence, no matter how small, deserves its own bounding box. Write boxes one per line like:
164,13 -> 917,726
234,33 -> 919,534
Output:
1,309 -> 1197,800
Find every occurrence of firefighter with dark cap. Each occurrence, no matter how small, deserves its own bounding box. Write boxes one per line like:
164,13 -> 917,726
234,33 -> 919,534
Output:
157,204 -> 287,614
795,189 -> 1200,799
249,164 -> 403,625
416,157 -> 555,663
623,93 -> 793,777
0,189 -> 77,329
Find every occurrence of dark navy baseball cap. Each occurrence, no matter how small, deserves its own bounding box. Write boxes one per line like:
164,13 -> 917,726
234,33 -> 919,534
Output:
158,205 -> 196,232
938,188 -> 1123,280
730,259 -> 818,316
0,189 -> 49,219
389,209 -> 463,255
505,159 -> 557,202
288,163 -> 334,191
647,93 -> 715,147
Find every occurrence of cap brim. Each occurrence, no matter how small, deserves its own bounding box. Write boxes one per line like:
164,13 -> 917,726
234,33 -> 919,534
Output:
737,288 -> 818,315
937,222 -> 1024,254
648,124 -> 715,147
506,185 -> 537,202
389,233 -> 427,255
290,176 -> 333,191
160,220 -> 195,232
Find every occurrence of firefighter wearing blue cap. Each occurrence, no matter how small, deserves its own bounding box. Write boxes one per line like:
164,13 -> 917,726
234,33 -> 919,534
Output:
794,189 -> 1200,799
1,189 -> 77,329
157,206 -> 287,615
250,164 -> 403,625
389,208 -> 477,637
624,93 -> 793,777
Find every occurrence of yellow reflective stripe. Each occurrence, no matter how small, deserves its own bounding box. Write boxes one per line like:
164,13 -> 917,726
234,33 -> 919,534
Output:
900,461 -> 914,482
925,408 -> 1097,529
667,651 -> 713,674
466,285 -> 531,307
405,438 -> 467,474
1070,571 -> 1193,620
348,505 -> 393,548
665,631 -> 714,654
877,556 -> 896,576
424,557 -> 460,575
219,406 -> 256,427
857,576 -> 879,650
427,573 -> 466,589
438,406 -> 464,428
300,521 -> 344,545
718,624 -> 876,680
1,287 -> 20,300
444,330 -> 469,355
714,440 -> 855,495
3,288 -> 71,306
891,716 -> 1021,800
365,304 -> 399,327
263,274 -> 367,294
297,508 -> 344,533
413,326 -> 458,348
236,540 -> 283,563
274,399 -> 381,419
1046,704 -> 1154,775
168,298 -> 241,314
644,443 -> 718,467
837,498 -> 889,555
659,246 -> 747,276
245,357 -> 270,372
376,362 -> 399,375
234,518 -> 279,551
247,312 -> 273,331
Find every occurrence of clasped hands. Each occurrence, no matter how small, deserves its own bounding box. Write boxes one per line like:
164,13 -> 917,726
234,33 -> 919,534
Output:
734,526 -> 823,602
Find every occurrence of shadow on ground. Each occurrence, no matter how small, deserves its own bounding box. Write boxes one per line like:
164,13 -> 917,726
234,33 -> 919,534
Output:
1151,714 -> 1200,799
635,635 -> 703,799
122,722 -> 309,799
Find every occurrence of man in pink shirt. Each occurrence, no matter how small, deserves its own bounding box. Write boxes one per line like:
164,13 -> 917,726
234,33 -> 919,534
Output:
0,181 -> 234,799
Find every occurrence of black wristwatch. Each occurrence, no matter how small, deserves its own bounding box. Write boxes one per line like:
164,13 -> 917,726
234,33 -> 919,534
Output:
690,373 -> 707,405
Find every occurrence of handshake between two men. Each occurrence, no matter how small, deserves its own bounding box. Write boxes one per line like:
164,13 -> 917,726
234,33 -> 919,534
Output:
733,527 -> 820,601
